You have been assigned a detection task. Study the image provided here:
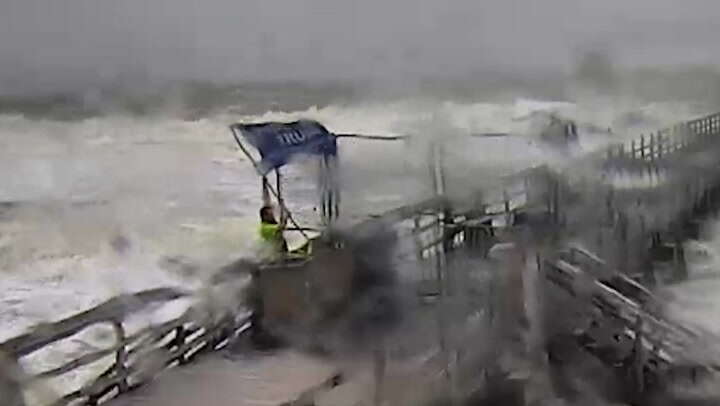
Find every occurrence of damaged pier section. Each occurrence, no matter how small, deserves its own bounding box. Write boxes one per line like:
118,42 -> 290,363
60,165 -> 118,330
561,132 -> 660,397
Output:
3,113 -> 720,405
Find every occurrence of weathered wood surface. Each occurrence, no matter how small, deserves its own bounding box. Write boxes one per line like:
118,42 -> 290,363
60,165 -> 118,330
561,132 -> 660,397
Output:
104,350 -> 339,406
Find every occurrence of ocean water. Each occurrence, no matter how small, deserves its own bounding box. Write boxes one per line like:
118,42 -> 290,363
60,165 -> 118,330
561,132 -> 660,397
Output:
0,95 -> 710,402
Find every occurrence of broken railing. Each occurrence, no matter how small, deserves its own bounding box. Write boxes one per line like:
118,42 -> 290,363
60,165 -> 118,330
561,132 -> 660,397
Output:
543,250 -> 720,395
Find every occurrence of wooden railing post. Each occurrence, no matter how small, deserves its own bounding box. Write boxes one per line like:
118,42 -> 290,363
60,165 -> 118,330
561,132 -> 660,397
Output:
631,317 -> 645,400
373,344 -> 386,406
413,215 -> 424,262
647,133 -> 655,180
172,325 -> 187,364
550,176 -> 561,240
112,321 -> 129,394
0,352 -> 25,406
616,212 -> 629,273
503,189 -> 511,229
640,135 -> 645,159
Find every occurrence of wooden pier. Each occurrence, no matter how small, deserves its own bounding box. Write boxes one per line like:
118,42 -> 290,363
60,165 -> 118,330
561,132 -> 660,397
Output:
4,112 -> 720,405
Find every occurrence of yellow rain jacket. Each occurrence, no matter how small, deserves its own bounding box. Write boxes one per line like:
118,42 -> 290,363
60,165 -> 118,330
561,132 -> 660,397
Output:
258,222 -> 286,261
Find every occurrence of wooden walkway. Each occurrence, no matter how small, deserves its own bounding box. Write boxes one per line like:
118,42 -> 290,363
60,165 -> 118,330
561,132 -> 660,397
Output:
105,350 -> 338,406
4,112 -> 720,405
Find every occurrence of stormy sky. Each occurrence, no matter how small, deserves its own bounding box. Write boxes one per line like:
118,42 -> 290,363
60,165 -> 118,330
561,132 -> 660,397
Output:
1,0 -> 719,94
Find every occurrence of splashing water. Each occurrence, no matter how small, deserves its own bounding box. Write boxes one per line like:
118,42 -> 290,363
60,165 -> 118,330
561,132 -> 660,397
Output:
0,96 -> 707,401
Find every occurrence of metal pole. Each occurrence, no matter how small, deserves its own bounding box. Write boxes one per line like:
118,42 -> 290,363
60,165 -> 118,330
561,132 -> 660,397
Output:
319,154 -> 338,226
324,154 -> 340,223
331,155 -> 340,221
631,317 -> 645,399
318,157 -> 327,223
335,133 -> 406,141
113,321 -> 129,393
326,156 -> 333,224
275,168 -> 285,225
262,176 -> 271,206
431,142 -> 448,291
231,129 -> 310,240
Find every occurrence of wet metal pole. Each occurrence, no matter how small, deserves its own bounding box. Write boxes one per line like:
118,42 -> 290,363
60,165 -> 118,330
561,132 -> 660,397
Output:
276,169 -> 284,222
231,127 -> 310,240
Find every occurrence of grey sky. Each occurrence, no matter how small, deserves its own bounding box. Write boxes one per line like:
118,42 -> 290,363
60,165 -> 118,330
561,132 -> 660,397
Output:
1,0 -> 719,93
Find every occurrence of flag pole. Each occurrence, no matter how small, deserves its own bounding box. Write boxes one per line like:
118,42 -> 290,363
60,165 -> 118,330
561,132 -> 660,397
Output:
335,133 -> 406,141
275,168 -> 285,227
231,127 -> 310,241
262,176 -> 271,206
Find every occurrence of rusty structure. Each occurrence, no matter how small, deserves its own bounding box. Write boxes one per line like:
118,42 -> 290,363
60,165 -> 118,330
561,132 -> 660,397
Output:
3,112 -> 720,405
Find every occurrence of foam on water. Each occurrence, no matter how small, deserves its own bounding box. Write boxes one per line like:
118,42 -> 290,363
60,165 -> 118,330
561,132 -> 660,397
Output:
0,97 -> 708,401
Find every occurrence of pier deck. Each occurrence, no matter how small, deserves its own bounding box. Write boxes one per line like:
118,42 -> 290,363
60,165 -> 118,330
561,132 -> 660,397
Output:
106,350 -> 338,406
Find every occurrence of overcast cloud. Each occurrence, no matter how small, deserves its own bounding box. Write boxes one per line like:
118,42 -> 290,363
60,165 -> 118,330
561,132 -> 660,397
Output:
1,0 -> 719,94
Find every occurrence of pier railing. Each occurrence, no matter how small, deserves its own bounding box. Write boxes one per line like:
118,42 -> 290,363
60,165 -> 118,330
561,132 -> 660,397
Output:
591,111 -> 720,276
0,287 -> 251,406
403,164 -> 561,295
407,110 -> 720,275
5,111 -> 720,405
606,112 -> 720,164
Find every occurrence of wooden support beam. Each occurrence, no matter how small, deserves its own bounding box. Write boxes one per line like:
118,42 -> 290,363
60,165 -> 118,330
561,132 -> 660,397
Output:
631,317 -> 646,400
373,345 -> 386,406
113,321 -> 129,394
0,352 -> 25,406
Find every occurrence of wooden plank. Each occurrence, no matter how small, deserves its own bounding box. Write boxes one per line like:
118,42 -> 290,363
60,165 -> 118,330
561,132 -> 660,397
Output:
31,345 -> 119,382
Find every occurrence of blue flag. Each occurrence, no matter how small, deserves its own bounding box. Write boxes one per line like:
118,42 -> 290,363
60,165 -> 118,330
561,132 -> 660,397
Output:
231,120 -> 338,175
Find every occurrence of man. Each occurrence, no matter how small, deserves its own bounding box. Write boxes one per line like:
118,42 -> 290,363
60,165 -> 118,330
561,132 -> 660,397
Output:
258,205 -> 288,261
